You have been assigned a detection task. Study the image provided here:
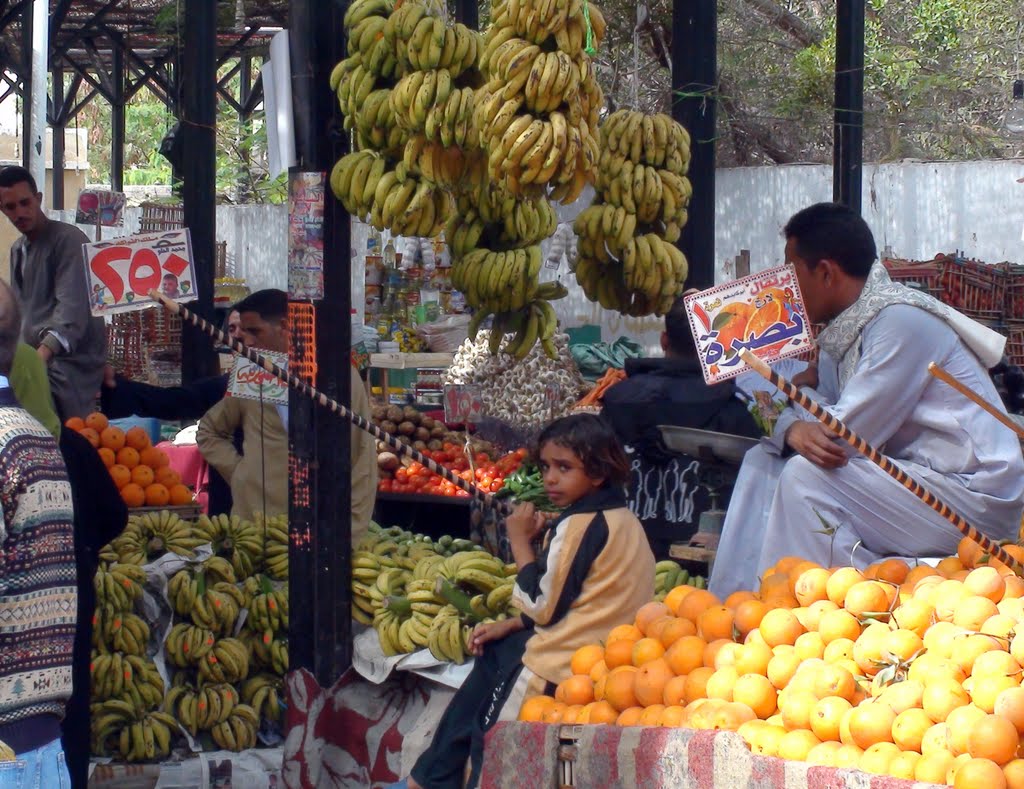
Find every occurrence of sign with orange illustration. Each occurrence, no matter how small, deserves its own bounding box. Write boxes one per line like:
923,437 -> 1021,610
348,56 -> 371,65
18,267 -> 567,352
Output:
684,264 -> 813,385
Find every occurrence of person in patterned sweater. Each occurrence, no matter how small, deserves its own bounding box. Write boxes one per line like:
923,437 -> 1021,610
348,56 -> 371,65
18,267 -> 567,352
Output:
0,280 -> 77,785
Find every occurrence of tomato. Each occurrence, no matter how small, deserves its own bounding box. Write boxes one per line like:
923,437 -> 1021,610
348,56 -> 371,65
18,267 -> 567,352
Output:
395,468 -> 408,484
514,448 -> 528,460
408,462 -> 423,475
489,479 -> 504,493
481,475 -> 493,488
378,480 -> 393,492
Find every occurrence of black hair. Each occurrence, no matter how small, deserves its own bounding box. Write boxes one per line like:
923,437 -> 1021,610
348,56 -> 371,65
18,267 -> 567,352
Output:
0,165 -> 38,194
233,289 -> 287,322
0,281 -> 22,377
664,296 -> 697,359
536,413 -> 631,487
783,202 -> 877,279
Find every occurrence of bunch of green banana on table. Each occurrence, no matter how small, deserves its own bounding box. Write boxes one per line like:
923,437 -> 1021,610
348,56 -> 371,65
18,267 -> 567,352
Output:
653,559 -> 706,601
248,587 -> 289,633
495,465 -> 559,511
210,704 -> 260,752
90,698 -> 179,762
241,673 -> 285,725
165,622 -> 216,668
94,562 -> 147,611
164,680 -> 240,735
197,637 -> 251,684
90,652 -> 164,711
194,513 -> 264,578
92,607 -> 151,656
256,512 -> 290,581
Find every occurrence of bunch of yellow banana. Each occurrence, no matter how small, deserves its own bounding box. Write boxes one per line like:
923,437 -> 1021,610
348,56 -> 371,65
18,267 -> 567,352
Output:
597,157 -> 692,236
197,637 -> 250,684
112,510 -> 206,565
163,682 -> 203,736
270,638 -> 289,675
210,704 -> 260,751
92,605 -> 150,654
573,234 -> 687,317
90,652 -> 164,710
390,69 -> 455,134
241,673 -> 285,725
387,2 -> 479,77
165,622 -> 215,668
91,699 -> 179,762
403,136 -> 468,189
201,555 -> 237,586
426,605 -> 471,664
192,584 -> 245,636
601,109 -> 691,176
247,589 -> 289,633
256,512 -> 289,581
374,604 -> 408,656
194,513 -> 263,578
167,569 -> 200,616
451,245 -> 542,312
490,0 -> 606,55
240,628 -> 274,669
93,562 -> 146,611
449,193 -> 557,256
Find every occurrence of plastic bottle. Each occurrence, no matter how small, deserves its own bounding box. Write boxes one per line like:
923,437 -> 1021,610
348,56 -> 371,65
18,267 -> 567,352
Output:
383,237 -> 397,270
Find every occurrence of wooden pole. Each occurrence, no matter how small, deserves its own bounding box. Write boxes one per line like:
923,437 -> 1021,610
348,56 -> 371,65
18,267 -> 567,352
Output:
739,349 -> 1024,576
928,362 -> 1024,440
149,290 -> 510,514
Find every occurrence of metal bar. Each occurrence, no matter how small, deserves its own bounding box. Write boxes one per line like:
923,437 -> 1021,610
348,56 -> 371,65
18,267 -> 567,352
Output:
673,0 -> 716,289
48,0 -> 74,44
20,0 -> 31,169
0,0 -> 30,36
740,349 -> 1024,576
216,25 -> 262,67
833,0 -> 864,211
241,71 -> 264,117
48,0 -> 120,65
217,86 -> 243,115
56,72 -> 83,125
181,0 -> 219,384
62,55 -> 114,103
453,0 -> 479,29
217,60 -> 243,90
80,37 -> 116,97
111,46 -> 124,193
51,66 -> 65,210
65,86 -> 98,121
289,0 -> 352,685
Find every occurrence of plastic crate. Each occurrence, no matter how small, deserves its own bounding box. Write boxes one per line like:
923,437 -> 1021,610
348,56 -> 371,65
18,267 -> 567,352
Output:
940,256 -> 1007,322
883,257 -> 947,298
1006,321 -> 1024,367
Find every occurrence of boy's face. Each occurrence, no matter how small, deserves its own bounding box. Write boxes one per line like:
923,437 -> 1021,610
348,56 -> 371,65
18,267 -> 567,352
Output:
538,441 -> 603,508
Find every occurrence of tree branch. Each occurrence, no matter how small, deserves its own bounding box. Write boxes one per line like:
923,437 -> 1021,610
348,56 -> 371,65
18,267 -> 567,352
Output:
736,0 -> 823,48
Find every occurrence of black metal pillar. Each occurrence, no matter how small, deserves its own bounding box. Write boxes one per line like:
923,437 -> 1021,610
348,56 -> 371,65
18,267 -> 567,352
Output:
20,2 -> 32,171
672,0 -> 716,289
454,0 -> 479,29
111,47 -> 125,193
51,67 -> 65,210
833,0 -> 864,212
180,0 -> 218,383
289,0 -> 352,684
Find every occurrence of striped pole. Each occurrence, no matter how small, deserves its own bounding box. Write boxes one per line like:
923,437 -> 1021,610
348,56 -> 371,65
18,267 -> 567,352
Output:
739,349 -> 1024,576
150,291 -> 509,513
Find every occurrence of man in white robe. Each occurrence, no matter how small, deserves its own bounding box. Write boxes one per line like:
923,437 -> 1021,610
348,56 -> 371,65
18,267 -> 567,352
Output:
709,203 -> 1024,597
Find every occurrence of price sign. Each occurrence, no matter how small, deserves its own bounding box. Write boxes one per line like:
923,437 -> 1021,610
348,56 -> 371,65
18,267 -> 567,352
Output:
444,384 -> 484,424
685,264 -> 813,385
83,229 -> 197,316
227,353 -> 289,406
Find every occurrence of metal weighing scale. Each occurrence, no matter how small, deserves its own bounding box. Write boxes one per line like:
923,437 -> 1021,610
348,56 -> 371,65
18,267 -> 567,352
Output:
658,426 -> 758,554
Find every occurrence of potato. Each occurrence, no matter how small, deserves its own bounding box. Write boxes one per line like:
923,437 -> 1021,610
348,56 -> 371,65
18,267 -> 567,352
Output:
371,405 -> 388,421
427,439 -> 443,451
403,406 -> 422,424
415,427 -> 431,442
386,405 -> 404,423
377,452 -> 400,471
420,416 -> 436,430
380,420 -> 398,435
412,440 -> 427,451
398,421 -> 417,436
430,425 -> 447,438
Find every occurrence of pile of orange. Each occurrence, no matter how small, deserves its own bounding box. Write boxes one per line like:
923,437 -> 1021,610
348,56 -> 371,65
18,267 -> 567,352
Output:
521,538 -> 1024,789
65,412 -> 193,508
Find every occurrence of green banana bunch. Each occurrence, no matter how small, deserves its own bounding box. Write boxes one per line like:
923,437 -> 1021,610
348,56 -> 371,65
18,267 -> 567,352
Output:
426,605 -> 467,664
256,512 -> 289,580
91,699 -> 179,761
248,588 -> 289,633
163,681 -> 203,737
201,555 -> 237,586
165,622 -> 215,668
90,652 -> 164,711
191,683 -> 240,731
94,562 -> 147,611
111,510 -> 206,565
198,637 -> 250,684
241,672 -> 285,725
194,513 -> 263,577
270,638 -> 289,676
210,704 -> 260,751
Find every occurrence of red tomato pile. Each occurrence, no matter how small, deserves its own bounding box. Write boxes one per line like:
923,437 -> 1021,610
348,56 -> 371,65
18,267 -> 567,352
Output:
378,445 -> 529,498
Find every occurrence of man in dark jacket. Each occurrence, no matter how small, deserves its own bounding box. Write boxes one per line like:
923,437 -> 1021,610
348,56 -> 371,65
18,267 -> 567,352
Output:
602,295 -> 761,557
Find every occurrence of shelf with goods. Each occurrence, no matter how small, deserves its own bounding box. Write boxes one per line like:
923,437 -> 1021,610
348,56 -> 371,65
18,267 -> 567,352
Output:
89,509 -> 289,766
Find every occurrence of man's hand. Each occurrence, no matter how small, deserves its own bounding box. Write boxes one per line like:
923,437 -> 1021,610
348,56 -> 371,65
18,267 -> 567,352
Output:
785,421 -> 847,469
506,502 -> 546,544
102,364 -> 117,389
37,345 -> 54,364
791,364 -> 819,389
469,616 -> 524,656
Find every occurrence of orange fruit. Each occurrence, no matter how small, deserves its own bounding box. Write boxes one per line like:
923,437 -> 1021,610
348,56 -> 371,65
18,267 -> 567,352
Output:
65,416 -> 85,431
570,645 -> 605,677
810,695 -> 852,741
954,595 -> 1000,631
965,566 -> 1007,603
733,673 -> 778,719
917,751 -> 958,783
120,483 -> 145,508
97,447 -> 116,468
556,675 -> 595,706
615,706 -> 644,726
125,426 -> 151,451
872,558 -> 911,584
660,705 -> 686,727
560,704 -> 584,724
968,714 -> 1020,765
705,666 -> 738,702
518,695 -> 556,722
714,302 -> 756,355
859,741 -> 901,775
779,688 -> 819,731
1004,759 -> 1024,789
812,663 -> 857,702
698,605 -> 735,642
955,633 -> 1002,676
767,650 -> 803,690
879,679 -> 924,715
826,567 -> 866,606
144,483 -> 170,507
947,704 -> 989,756
84,412 -> 109,432
678,589 -> 721,624
843,581 -> 890,617
817,608 -> 862,644
541,701 -> 567,723
109,464 -> 131,490
955,758 -> 1010,789
634,602 -> 671,635
847,702 -> 896,749
712,641 -> 742,670
604,638 -> 637,669
663,584 -> 695,615
139,446 -> 169,469
80,428 -> 100,448
923,678 -> 971,722
794,567 -> 832,606
586,700 -> 619,725
130,465 -> 155,488
607,624 -> 643,644
995,687 -> 1024,735
657,617 -> 697,649
891,597 -> 936,637
683,666 -> 715,704
116,446 -> 140,469
634,658 -> 674,707
892,706 -> 933,752
794,631 -> 825,661
734,641 -> 773,677
734,599 -> 769,638
805,740 -> 843,766
169,484 -> 193,505
589,660 -> 609,684
603,667 -> 639,712
646,616 -> 677,643
666,635 -> 708,676
703,638 -> 733,669
971,674 -> 1019,715
759,608 -> 805,647
777,729 -> 822,761
662,675 -> 688,706
155,467 -> 182,487
631,637 -> 666,667
99,426 -> 126,451
744,300 -> 783,343
959,537 -> 986,569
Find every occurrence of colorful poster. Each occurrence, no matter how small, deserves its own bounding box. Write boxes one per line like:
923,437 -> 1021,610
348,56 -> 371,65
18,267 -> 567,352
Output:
444,384 -> 484,424
227,352 -> 289,405
288,172 -> 325,300
684,264 -> 813,384
83,229 -> 197,316
76,189 -> 126,227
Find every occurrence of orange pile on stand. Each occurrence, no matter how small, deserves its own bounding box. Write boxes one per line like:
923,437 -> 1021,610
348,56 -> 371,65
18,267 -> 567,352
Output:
65,412 -> 193,508
523,538 -> 1024,788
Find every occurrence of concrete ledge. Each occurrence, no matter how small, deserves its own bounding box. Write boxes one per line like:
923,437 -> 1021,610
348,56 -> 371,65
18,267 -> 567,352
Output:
479,723 -> 943,789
